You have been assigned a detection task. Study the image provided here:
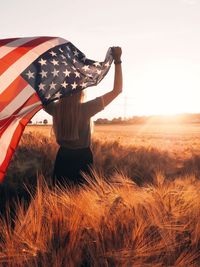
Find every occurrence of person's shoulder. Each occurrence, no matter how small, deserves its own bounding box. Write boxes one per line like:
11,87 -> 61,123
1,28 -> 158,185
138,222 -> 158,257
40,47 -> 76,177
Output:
81,97 -> 104,118
82,97 -> 104,106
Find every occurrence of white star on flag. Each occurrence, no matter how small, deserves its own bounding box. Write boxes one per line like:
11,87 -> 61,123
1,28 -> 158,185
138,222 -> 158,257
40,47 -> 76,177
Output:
74,50 -> 79,57
63,69 -> 71,77
82,56 -> 86,62
40,70 -> 48,78
38,58 -> 47,65
82,65 -> 90,72
74,71 -> 81,78
54,91 -> 62,98
61,81 -> 68,88
80,82 -> 87,88
51,59 -> 59,66
49,82 -> 57,90
96,70 -> 102,75
49,51 -> 57,57
38,83 -> 45,91
71,82 -> 78,89
93,62 -> 101,67
51,69 -> 59,77
26,70 -> 34,79
45,94 -> 51,99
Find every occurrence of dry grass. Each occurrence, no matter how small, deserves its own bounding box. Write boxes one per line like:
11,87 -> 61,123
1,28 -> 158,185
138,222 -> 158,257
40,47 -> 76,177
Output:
1,174 -> 200,266
1,124 -> 200,266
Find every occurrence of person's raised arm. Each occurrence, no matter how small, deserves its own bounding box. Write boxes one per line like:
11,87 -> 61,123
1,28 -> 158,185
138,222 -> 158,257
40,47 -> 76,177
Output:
101,46 -> 122,107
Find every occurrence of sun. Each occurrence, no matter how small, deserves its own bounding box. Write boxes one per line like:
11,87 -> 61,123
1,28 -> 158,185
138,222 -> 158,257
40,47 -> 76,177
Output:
128,60 -> 200,116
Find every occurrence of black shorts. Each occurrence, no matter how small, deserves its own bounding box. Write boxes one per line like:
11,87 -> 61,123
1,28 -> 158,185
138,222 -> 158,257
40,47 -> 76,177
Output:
53,146 -> 93,186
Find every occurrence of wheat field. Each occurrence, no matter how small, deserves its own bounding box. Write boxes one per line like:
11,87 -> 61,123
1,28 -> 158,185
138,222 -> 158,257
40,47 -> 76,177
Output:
1,123 -> 200,266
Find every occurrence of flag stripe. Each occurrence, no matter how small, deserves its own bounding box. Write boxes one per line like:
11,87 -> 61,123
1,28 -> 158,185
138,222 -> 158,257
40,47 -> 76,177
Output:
0,37 -> 40,59
0,92 -> 40,135
0,37 -> 67,94
0,38 -> 19,48
0,76 -> 28,112
0,100 -> 41,163
0,37 -> 56,75
0,93 -> 41,133
18,97 -> 41,116
0,103 -> 41,182
0,84 -> 35,121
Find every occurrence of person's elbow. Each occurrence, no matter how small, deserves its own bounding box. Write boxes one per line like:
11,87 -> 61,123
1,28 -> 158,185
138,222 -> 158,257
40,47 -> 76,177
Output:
118,87 -> 123,94
114,86 -> 122,96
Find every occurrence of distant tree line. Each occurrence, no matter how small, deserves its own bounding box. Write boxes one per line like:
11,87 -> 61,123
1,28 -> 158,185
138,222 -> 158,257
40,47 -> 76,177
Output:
28,119 -> 48,125
94,114 -> 200,125
28,114 -> 200,126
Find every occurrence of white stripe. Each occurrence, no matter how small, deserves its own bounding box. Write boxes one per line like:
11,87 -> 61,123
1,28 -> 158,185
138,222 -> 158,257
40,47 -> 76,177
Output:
0,84 -> 35,120
0,37 -> 68,94
0,101 -> 41,165
0,37 -> 39,59
18,101 -> 41,116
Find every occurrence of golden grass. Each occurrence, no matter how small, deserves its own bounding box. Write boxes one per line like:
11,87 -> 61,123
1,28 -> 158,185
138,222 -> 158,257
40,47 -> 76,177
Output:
1,174 -> 200,266
1,124 -> 200,266
26,123 -> 200,157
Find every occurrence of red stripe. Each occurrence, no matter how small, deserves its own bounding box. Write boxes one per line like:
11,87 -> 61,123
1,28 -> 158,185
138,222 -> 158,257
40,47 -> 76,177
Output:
0,76 -> 28,112
0,93 -> 41,137
0,36 -> 56,75
0,104 -> 42,182
0,38 -> 19,48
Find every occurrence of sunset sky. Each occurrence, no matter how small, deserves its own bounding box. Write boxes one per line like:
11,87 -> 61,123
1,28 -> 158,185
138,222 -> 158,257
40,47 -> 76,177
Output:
1,0 -> 200,121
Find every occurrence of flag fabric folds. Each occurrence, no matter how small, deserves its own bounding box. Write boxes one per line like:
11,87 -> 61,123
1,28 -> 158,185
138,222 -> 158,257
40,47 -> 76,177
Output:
0,36 -> 113,182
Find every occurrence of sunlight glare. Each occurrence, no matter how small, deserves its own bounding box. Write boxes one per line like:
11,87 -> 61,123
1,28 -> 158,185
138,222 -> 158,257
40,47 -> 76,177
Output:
134,60 -> 200,116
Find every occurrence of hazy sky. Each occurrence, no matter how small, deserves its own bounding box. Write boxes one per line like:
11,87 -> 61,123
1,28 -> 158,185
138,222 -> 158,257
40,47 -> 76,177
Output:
1,0 -> 200,121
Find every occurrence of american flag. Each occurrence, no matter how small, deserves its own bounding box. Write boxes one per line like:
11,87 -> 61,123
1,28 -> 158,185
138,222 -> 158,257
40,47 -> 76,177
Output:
0,36 -> 113,182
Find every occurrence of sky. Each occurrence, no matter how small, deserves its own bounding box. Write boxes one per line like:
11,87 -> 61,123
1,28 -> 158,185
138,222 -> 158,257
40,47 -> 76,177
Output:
1,0 -> 200,121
